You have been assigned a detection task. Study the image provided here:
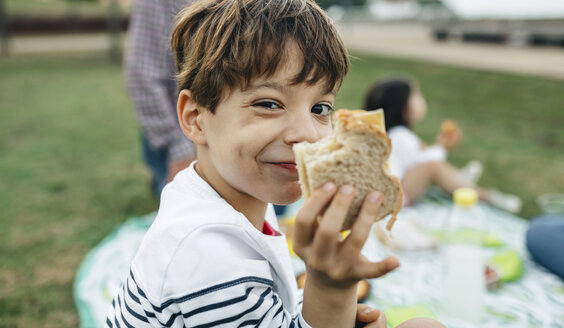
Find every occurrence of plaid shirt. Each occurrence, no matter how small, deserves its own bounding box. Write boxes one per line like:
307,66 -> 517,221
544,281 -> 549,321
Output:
125,0 -> 194,163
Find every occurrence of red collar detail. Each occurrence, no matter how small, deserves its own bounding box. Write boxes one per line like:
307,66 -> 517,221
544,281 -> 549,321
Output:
262,221 -> 279,236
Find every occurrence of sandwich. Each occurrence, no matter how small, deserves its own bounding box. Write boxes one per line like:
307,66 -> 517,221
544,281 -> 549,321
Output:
293,109 -> 403,231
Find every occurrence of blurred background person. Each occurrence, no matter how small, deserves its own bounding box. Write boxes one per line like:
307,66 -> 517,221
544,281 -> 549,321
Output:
526,213 -> 564,280
125,0 -> 195,197
364,77 -> 522,213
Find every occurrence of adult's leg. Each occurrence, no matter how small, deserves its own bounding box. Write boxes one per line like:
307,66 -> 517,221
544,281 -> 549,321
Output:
526,215 -> 564,280
141,135 -> 168,197
396,317 -> 447,328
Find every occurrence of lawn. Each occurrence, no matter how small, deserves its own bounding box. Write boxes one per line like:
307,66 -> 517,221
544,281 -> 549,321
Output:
4,0 -> 130,17
0,54 -> 156,327
1,52 -> 563,327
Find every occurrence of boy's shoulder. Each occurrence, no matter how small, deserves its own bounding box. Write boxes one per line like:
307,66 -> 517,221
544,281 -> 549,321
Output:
158,162 -> 241,223
142,163 -> 253,254
129,164 -> 288,302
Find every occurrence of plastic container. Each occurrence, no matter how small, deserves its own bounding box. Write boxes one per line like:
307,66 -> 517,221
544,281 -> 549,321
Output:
442,188 -> 485,324
537,193 -> 564,214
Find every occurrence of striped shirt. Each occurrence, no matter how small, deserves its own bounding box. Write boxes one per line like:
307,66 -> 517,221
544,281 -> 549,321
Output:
105,163 -> 311,327
124,0 -> 194,162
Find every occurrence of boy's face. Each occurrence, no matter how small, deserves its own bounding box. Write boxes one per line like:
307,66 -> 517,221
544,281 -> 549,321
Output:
195,53 -> 335,206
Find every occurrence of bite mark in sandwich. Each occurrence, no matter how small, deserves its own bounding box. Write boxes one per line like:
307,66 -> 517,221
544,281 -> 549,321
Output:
293,109 -> 403,231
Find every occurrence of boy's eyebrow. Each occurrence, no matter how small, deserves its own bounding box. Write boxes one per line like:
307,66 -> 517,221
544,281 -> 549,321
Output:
243,81 -> 337,96
243,82 -> 288,94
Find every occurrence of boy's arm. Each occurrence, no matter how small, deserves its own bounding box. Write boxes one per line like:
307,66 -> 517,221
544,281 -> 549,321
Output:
294,184 -> 399,328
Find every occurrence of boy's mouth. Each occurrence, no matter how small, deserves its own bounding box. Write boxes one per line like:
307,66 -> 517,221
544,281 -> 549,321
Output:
268,161 -> 297,174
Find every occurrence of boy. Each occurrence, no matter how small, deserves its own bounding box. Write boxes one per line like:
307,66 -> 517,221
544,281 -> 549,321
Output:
106,0 -> 445,327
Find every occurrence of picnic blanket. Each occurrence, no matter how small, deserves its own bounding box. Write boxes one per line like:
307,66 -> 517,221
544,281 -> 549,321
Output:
74,197 -> 564,328
358,201 -> 564,327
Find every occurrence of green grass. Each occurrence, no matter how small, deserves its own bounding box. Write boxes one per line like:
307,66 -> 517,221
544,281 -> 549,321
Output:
5,0 -> 129,18
1,53 -> 563,327
0,54 -> 157,327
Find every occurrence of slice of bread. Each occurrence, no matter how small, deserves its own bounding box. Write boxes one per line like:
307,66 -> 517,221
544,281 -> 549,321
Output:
293,109 -> 403,231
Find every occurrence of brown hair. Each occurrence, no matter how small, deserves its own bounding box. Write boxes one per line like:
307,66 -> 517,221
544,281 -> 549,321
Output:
171,0 -> 349,112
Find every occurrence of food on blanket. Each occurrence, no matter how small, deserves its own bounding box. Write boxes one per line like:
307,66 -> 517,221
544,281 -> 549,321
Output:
296,272 -> 307,289
278,217 -> 295,237
296,272 -> 371,302
356,279 -> 371,302
440,120 -> 459,137
375,219 -> 438,251
279,217 -> 297,256
293,109 -> 403,231
489,249 -> 524,283
485,264 -> 501,290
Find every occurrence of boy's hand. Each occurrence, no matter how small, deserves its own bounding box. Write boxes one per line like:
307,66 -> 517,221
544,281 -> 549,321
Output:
293,183 -> 399,327
355,304 -> 387,328
293,183 -> 400,288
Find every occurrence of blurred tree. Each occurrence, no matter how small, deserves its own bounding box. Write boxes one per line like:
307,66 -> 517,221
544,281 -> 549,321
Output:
0,0 -> 7,55
107,0 -> 122,63
63,0 -> 122,62
316,0 -> 366,9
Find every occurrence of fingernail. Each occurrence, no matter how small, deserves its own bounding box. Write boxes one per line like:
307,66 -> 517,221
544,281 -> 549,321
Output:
386,256 -> 400,270
368,191 -> 381,203
362,307 -> 378,315
341,185 -> 353,195
323,182 -> 335,192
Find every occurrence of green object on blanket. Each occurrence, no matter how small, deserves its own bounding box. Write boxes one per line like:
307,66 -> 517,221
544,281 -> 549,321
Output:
434,228 -> 504,247
74,213 -> 156,328
384,304 -> 436,328
489,249 -> 524,282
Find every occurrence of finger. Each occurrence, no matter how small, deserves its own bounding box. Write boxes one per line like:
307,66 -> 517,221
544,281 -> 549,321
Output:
341,191 -> 382,257
355,256 -> 400,280
365,312 -> 387,328
293,183 -> 337,251
311,185 -> 355,258
356,304 -> 381,323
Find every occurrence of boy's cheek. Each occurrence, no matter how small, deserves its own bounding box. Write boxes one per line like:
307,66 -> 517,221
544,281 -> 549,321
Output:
320,124 -> 334,139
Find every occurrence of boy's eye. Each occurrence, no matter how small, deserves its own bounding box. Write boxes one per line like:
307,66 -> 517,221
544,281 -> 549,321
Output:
311,103 -> 333,116
253,101 -> 281,110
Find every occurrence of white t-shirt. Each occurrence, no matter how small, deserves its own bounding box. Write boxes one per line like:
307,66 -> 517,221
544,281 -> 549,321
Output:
105,162 -> 311,328
388,126 -> 447,180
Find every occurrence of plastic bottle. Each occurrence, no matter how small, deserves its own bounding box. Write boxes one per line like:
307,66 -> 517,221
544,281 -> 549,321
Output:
442,188 -> 485,324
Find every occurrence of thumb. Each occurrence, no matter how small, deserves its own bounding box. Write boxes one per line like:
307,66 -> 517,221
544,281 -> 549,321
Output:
356,304 -> 381,323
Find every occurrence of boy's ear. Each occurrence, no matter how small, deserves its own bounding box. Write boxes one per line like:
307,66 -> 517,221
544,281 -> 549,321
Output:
177,90 -> 207,145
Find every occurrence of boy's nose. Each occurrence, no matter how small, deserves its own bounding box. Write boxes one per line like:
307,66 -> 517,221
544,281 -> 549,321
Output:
285,111 -> 323,145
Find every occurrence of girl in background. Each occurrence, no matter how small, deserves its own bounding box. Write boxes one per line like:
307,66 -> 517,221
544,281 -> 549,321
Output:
364,77 -> 521,213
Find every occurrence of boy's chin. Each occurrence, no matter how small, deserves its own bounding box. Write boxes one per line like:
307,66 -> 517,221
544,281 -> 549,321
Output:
267,185 -> 302,205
